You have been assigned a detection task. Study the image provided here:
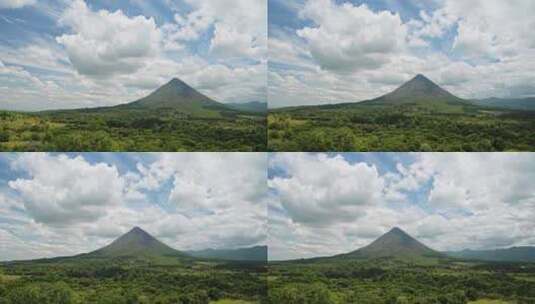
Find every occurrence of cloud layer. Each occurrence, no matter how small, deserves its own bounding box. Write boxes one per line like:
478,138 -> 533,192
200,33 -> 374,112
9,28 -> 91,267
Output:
0,0 -> 266,111
269,153 -> 535,260
0,153 -> 267,261
269,0 -> 535,108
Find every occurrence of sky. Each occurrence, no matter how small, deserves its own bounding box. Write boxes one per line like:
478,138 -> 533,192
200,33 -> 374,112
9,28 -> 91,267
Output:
0,153 -> 267,261
268,153 -> 535,260
268,0 -> 535,108
0,0 -> 267,111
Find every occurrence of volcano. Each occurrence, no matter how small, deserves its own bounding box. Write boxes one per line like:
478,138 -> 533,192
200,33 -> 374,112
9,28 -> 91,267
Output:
87,227 -> 185,258
117,78 -> 229,115
341,227 -> 443,259
364,74 -> 466,105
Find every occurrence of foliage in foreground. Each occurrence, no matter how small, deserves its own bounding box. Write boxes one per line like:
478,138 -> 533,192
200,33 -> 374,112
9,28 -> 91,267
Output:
0,109 -> 266,152
268,258 -> 535,304
268,104 -> 535,152
0,257 -> 266,304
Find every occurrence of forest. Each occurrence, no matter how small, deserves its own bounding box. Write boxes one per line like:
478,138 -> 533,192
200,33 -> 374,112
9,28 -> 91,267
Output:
268,257 -> 535,304
0,108 -> 266,152
0,256 -> 266,304
268,104 -> 535,152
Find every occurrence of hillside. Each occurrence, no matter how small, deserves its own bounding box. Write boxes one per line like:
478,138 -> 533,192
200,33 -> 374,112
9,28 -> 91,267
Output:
338,227 -> 443,260
186,245 -> 267,262
447,246 -> 535,262
226,101 -> 267,113
470,97 -> 535,111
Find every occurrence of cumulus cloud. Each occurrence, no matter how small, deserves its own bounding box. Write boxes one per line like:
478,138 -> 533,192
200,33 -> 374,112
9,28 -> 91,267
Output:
296,0 -> 407,73
269,153 -> 535,260
56,0 -> 161,78
0,153 -> 267,261
8,154 -> 128,226
1,0 -> 266,110
270,0 -> 535,107
269,153 -> 386,226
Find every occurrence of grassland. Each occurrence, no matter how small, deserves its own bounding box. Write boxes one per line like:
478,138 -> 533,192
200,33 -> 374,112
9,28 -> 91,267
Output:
0,108 -> 266,152
268,103 -> 535,152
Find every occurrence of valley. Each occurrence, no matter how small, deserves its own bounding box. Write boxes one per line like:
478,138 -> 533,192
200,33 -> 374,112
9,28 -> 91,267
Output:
0,227 -> 267,304
0,79 -> 267,152
268,75 -> 535,152
268,228 -> 535,304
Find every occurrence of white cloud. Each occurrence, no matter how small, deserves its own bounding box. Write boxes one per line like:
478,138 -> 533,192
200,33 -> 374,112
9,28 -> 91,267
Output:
269,153 -> 535,260
56,0 -> 161,78
0,0 -> 34,9
1,153 -> 268,261
8,154 -> 129,226
269,153 -> 386,226
270,0 -> 535,107
296,0 -> 407,73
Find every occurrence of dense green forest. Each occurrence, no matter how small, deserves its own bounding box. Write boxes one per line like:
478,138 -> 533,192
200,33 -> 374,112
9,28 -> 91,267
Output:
0,256 -> 266,304
268,104 -> 535,152
268,257 -> 535,304
0,109 -> 266,152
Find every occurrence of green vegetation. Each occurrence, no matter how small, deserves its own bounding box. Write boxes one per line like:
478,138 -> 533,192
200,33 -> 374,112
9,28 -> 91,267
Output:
268,104 -> 535,152
0,257 -> 266,304
0,108 -> 266,152
268,258 -> 535,304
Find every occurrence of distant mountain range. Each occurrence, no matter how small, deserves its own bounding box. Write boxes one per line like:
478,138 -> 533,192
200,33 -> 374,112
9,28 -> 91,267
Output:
296,227 -> 535,264
4,227 -> 265,263
226,101 -> 267,113
186,246 -> 267,262
446,247 -> 535,263
273,74 -> 534,112
469,97 -> 535,111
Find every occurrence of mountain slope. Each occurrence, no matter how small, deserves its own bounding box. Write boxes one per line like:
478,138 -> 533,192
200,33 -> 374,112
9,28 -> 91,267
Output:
226,101 -> 267,113
446,246 -> 535,262
341,227 -> 443,259
470,97 -> 535,111
117,78 -> 230,116
87,227 -> 184,258
364,74 -> 466,106
186,245 -> 267,262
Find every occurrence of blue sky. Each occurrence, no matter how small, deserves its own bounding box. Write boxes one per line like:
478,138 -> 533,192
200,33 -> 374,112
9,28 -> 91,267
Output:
0,152 -> 267,261
0,0 -> 266,111
268,0 -> 535,107
268,153 -> 535,260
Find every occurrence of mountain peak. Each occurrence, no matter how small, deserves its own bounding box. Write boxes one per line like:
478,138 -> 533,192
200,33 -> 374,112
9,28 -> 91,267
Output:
167,77 -> 190,88
344,227 -> 442,259
123,77 -> 224,112
88,227 -> 183,258
368,74 -> 465,105
387,227 -> 406,235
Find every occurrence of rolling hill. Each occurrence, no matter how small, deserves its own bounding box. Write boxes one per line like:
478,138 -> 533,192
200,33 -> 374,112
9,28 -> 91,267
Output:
339,227 -> 443,259
186,245 -> 267,262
